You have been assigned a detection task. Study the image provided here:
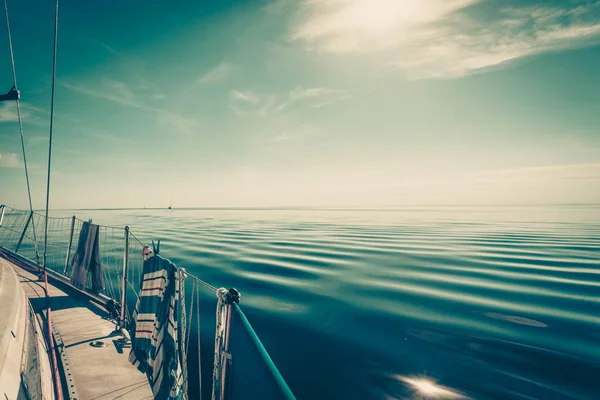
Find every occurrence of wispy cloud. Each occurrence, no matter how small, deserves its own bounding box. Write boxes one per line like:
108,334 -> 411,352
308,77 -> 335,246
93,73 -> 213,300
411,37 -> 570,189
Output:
274,86 -> 352,112
55,146 -> 89,158
61,78 -> 143,108
229,90 -> 262,116
273,131 -> 293,142
196,62 -> 233,85
271,124 -> 328,143
0,102 -> 33,122
81,129 -> 125,143
97,42 -> 150,84
479,162 -> 600,176
27,135 -> 49,146
293,0 -> 476,52
231,89 -> 260,104
0,102 -> 48,127
256,95 -> 278,117
311,101 -> 336,108
230,85 -> 351,117
265,0 -> 293,15
61,77 -> 197,135
475,162 -> 600,182
0,103 -> 20,122
291,0 -> 600,79
157,112 -> 198,136
0,152 -> 21,168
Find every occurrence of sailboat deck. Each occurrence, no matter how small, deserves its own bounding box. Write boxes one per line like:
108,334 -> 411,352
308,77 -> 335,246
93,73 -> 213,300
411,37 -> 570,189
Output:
2,257 -> 153,400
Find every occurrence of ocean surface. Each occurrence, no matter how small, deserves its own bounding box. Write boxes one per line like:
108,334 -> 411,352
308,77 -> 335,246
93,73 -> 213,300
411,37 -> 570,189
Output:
32,206 -> 600,398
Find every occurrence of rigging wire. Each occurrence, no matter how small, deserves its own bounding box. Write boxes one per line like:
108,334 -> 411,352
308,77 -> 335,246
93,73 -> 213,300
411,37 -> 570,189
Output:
43,0 -> 59,270
42,1 -> 63,398
3,0 -> 39,264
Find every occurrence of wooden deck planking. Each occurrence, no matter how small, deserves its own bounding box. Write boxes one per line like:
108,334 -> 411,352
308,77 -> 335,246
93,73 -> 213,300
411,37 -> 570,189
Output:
7,259 -> 154,400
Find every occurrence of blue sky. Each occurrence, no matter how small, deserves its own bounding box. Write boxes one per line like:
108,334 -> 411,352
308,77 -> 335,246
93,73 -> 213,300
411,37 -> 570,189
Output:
1,0 -> 599,208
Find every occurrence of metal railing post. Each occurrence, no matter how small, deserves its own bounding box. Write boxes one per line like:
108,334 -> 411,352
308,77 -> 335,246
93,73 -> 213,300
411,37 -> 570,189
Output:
15,210 -> 33,252
119,226 -> 129,329
63,215 -> 76,275
0,205 -> 5,226
220,288 -> 240,400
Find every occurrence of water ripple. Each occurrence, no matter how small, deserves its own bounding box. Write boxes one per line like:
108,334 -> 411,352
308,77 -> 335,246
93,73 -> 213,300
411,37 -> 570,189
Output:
54,206 -> 600,399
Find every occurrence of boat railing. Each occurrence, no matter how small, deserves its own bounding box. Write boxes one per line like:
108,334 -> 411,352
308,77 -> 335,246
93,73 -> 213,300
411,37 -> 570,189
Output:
0,204 -> 295,400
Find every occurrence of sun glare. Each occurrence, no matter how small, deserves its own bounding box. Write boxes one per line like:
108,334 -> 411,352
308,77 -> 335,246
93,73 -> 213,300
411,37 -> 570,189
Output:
397,376 -> 467,399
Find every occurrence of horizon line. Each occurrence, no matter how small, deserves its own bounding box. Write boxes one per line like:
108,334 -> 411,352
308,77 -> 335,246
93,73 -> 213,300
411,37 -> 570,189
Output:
3,203 -> 599,212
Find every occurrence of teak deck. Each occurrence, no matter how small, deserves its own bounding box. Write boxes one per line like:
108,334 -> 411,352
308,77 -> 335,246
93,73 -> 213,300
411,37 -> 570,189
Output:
3,257 -> 153,400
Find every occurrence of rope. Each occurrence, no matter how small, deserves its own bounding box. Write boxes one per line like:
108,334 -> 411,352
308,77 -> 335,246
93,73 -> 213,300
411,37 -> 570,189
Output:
43,0 -> 59,270
3,0 -> 39,264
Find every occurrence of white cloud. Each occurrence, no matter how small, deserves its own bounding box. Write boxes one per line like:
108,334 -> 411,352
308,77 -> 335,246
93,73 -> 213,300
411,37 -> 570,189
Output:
196,62 -> 233,85
291,0 -> 600,79
0,152 -> 21,168
230,89 -> 260,104
293,0 -> 476,52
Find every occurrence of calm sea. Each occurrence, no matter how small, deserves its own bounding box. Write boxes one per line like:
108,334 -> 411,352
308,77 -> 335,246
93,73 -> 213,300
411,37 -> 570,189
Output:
58,206 -> 600,399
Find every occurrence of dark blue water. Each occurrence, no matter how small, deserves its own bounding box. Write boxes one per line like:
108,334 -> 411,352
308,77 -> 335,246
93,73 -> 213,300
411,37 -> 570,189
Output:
59,206 -> 600,399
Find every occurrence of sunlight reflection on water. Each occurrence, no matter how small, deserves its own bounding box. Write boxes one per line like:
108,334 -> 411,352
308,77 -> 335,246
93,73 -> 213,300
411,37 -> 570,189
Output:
397,376 -> 468,399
